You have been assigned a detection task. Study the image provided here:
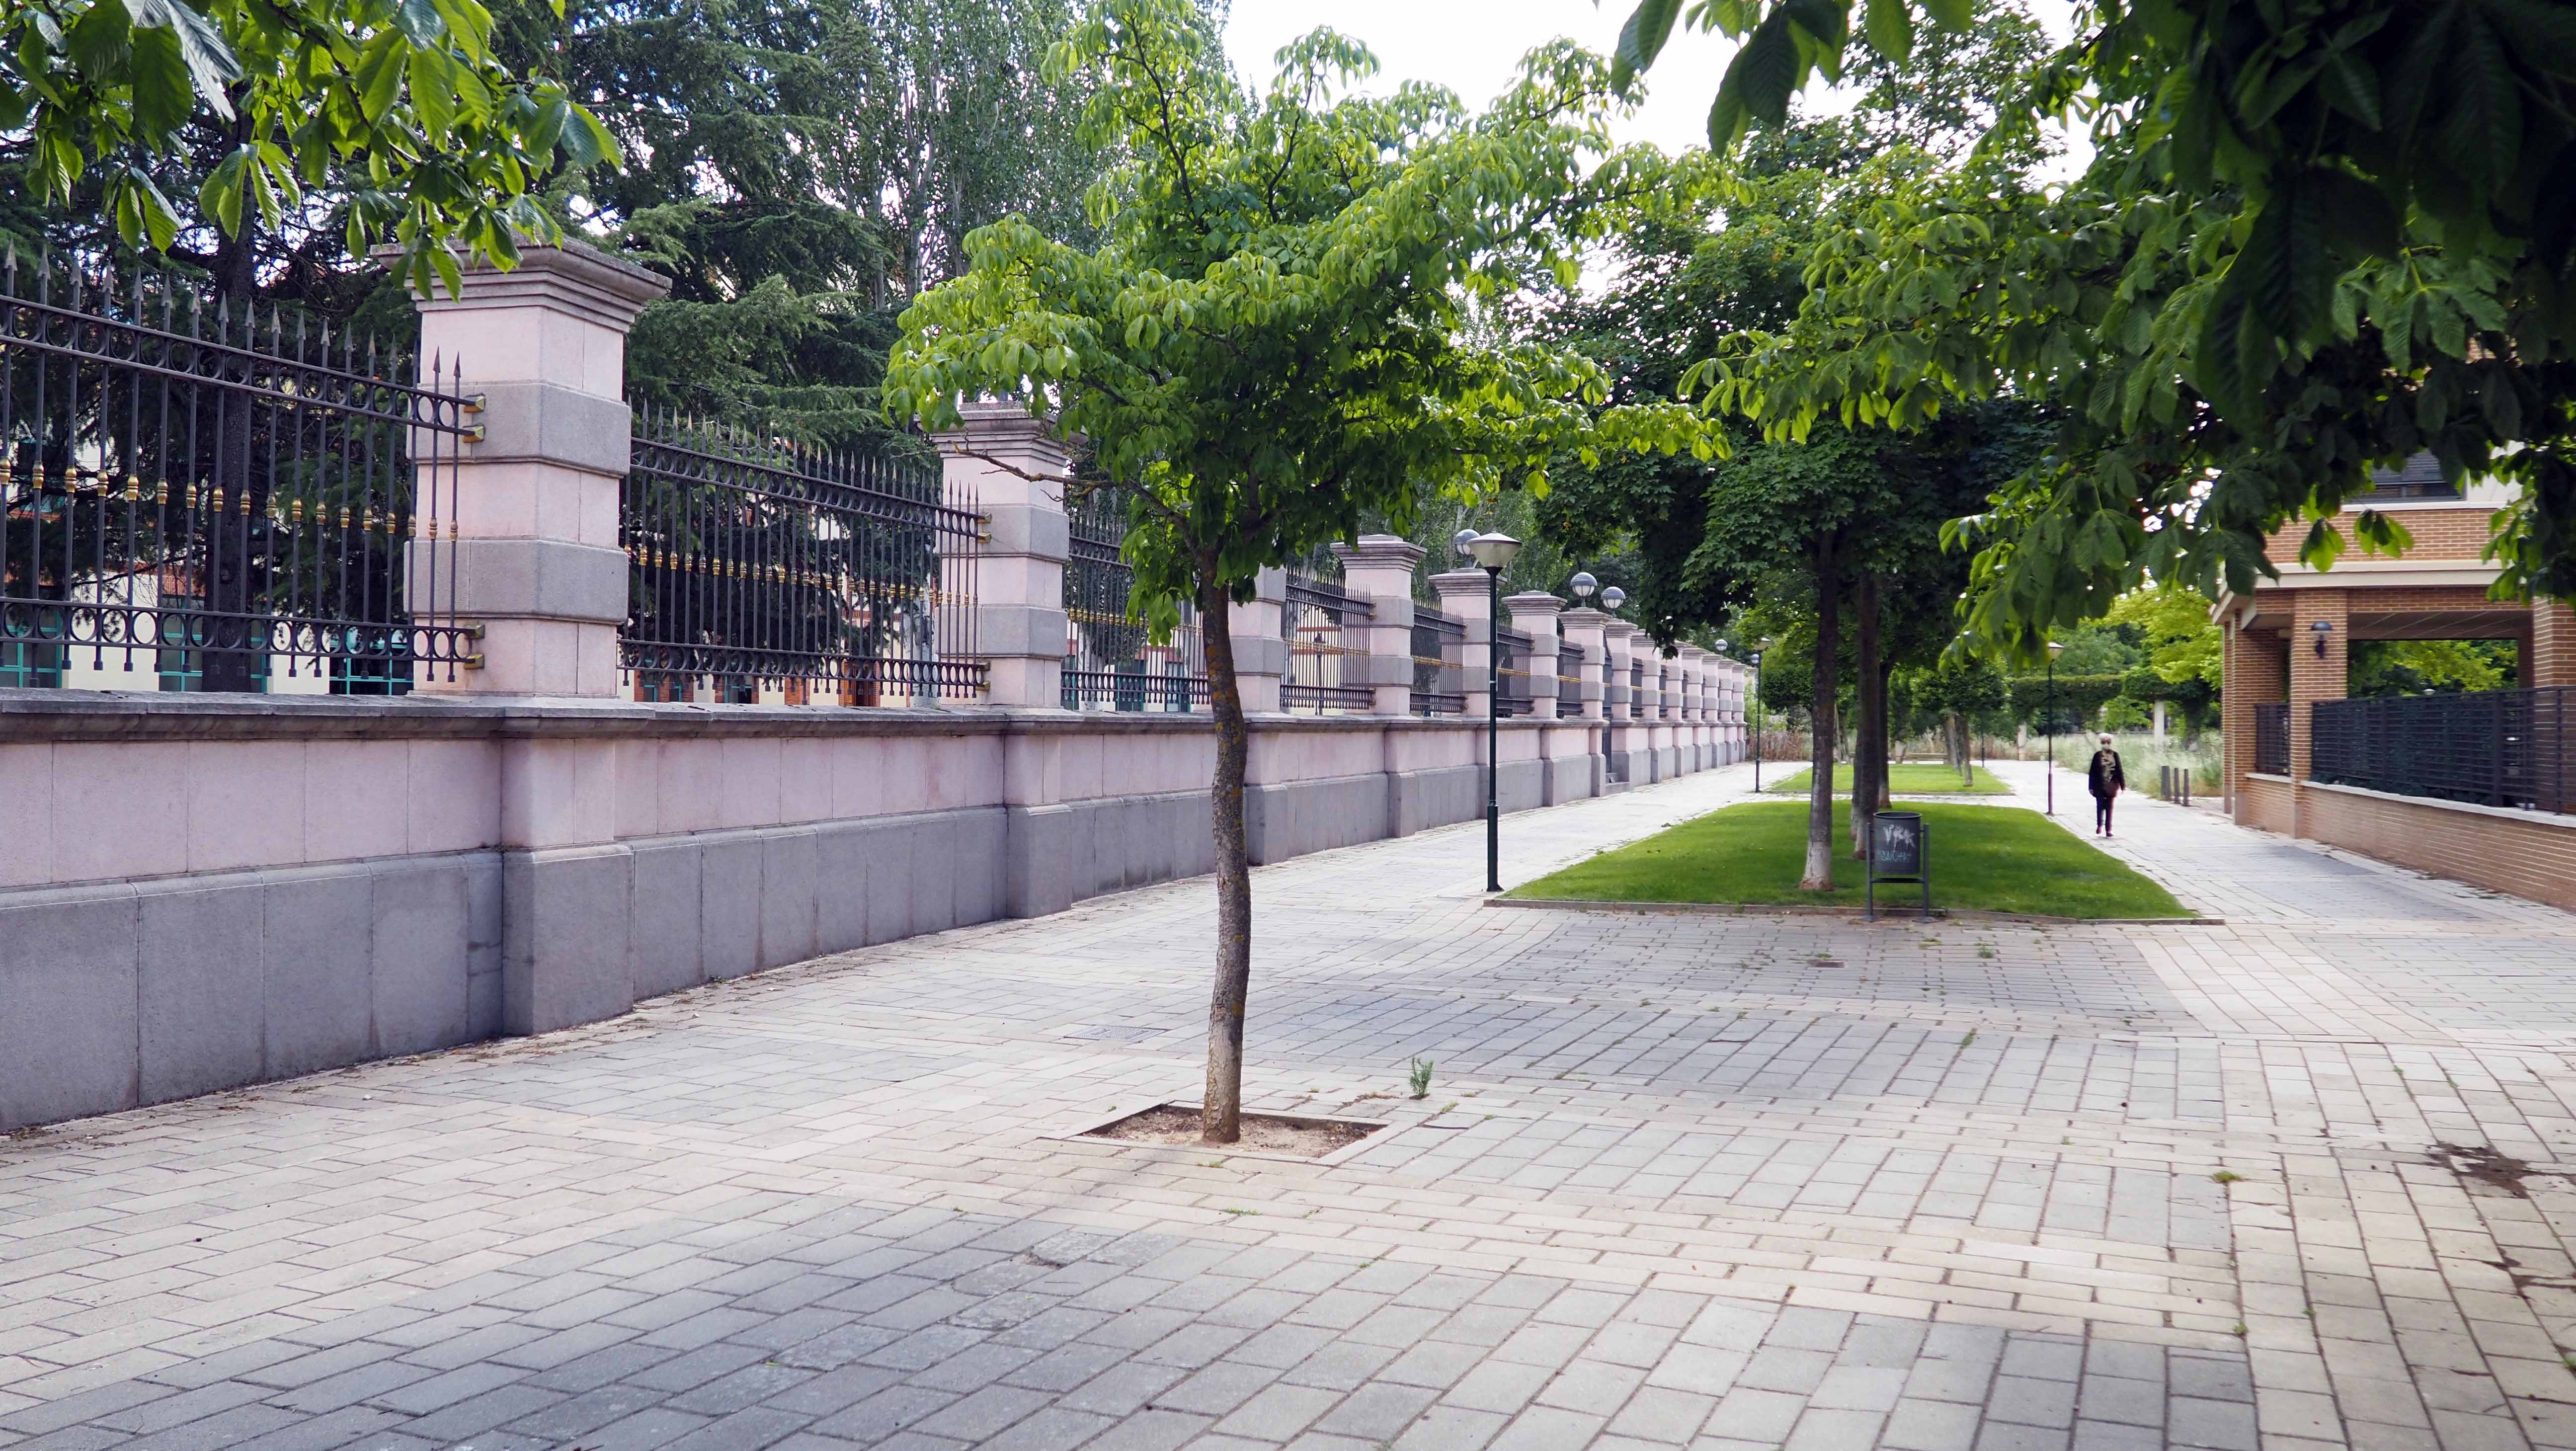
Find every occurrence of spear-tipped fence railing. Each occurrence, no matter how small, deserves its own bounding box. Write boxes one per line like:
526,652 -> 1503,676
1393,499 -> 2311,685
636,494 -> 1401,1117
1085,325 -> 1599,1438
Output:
1494,623 -> 1535,719
1283,571 -> 1372,713
1410,604 -> 1464,715
619,410 -> 985,704
0,248 -> 476,693
1062,483 -> 1206,711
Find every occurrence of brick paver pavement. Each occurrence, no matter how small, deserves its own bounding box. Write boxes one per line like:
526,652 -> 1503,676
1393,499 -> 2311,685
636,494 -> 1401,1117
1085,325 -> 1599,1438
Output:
6,758 -> 2576,1450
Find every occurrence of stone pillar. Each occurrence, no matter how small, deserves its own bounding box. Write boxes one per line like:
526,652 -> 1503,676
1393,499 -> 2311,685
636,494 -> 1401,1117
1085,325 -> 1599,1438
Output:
1602,621 -> 1636,721
2534,600 -> 2576,689
404,242 -> 668,698
933,402 -> 1073,710
1678,646 -> 1704,722
1559,608 -> 1608,720
1504,592 -> 1564,721
395,244 -> 670,1039
1332,535 -> 1426,716
1431,570 -> 1493,719
1231,567 -> 1289,713
2153,700 -> 2169,742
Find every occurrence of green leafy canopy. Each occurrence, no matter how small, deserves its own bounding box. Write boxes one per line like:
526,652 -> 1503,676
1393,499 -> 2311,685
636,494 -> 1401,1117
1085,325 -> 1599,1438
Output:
882,0 -> 1713,622
5,0 -> 624,286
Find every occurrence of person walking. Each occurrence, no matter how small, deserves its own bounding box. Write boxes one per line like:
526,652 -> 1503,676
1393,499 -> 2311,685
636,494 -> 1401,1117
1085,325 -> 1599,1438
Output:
2087,732 -> 2125,837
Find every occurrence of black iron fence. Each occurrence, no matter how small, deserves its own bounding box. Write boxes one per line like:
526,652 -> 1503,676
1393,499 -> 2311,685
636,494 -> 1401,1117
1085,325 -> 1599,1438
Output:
620,411 -> 984,704
1062,483 -> 1206,711
1283,571 -> 1372,713
2253,702 -> 2290,775
1557,642 -> 1584,713
1494,623 -> 1534,718
0,249 -> 477,693
2311,687 -> 2572,813
1410,603 -> 1464,715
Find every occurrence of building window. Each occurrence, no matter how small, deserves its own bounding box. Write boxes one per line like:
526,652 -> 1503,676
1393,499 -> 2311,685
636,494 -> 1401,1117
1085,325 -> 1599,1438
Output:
2367,452 -> 2460,500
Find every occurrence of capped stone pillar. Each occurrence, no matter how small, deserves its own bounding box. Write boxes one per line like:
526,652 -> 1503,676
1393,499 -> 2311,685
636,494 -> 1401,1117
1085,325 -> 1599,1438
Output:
1431,570 -> 1493,719
1504,593 -> 1564,721
1229,567 -> 1289,713
402,242 -> 669,697
933,402 -> 1073,710
1678,646 -> 1705,722
1602,620 -> 1637,720
1332,535 -> 1426,716
1559,608 -> 1608,720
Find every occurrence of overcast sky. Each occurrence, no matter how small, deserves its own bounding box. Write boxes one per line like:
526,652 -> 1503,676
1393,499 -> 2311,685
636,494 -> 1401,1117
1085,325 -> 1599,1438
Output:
1218,0 -> 2085,166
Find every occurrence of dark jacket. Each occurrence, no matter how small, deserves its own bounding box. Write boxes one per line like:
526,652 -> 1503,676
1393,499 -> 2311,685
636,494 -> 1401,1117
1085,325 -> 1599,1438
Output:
2088,748 -> 2125,798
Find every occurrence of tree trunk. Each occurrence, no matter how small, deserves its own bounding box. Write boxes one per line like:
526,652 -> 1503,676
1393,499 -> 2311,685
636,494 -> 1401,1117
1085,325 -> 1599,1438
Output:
1199,576 -> 1253,1145
1803,534 -> 1840,892
1850,573 -> 1881,859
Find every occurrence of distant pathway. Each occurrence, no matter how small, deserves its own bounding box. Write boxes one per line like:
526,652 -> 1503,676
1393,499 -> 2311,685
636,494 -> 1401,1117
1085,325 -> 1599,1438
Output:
6,753 -> 2576,1450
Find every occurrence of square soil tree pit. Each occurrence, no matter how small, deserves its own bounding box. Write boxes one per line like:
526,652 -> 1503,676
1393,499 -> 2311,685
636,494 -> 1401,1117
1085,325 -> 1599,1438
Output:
1077,1103 -> 1387,1162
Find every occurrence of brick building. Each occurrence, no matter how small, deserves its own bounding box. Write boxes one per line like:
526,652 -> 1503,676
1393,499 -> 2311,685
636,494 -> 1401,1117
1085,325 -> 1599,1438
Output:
2215,456 -> 2576,908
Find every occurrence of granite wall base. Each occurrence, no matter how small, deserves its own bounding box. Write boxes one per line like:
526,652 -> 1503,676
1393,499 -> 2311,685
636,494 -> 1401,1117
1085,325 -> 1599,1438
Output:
0,852 -> 502,1130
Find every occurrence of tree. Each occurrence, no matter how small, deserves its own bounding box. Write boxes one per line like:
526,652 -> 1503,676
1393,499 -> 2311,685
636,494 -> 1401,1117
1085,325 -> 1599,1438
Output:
884,0 -> 1703,1143
1615,0 -> 2576,509
1541,3 -> 2054,885
563,0 -> 1104,440
5,0 -> 621,290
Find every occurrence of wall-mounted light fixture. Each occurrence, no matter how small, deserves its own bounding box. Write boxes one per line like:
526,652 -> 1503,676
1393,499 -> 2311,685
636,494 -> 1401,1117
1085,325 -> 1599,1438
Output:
2310,619 -> 2334,657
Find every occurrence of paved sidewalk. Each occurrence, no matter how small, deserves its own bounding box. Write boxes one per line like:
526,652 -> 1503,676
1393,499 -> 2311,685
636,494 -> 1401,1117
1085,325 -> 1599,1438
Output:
7,760 -> 2576,1450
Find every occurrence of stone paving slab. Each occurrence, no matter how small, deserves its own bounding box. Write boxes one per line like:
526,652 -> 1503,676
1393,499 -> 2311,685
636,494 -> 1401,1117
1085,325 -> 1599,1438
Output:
5,758 -> 2576,1448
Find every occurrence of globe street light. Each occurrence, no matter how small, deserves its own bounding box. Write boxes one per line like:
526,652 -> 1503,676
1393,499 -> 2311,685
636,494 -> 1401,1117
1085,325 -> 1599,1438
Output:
1468,532 -> 1524,891
2045,639 -> 2067,815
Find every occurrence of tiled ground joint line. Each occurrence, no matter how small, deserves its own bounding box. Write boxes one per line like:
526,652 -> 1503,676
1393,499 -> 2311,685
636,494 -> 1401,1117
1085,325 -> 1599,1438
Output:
4,760 -> 2576,1447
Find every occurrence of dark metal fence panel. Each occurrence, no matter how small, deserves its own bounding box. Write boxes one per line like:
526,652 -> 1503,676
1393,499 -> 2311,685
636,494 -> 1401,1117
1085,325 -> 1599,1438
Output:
1061,483 -> 1206,711
2310,687 -> 2571,812
1557,643 -> 1583,712
0,248 -> 476,693
1282,571 -> 1372,713
620,410 -> 984,704
1410,604 -> 1463,715
2253,703 -> 2289,775
1494,624 -> 1533,718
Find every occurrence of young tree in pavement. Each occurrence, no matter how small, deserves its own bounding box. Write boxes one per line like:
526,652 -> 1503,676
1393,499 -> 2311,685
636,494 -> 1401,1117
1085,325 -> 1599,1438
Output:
884,0 -> 1707,1143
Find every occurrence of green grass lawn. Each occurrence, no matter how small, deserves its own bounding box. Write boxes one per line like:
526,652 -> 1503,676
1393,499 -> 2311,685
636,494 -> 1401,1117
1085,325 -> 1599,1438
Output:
1505,800 -> 2191,918
1764,763 -> 2011,796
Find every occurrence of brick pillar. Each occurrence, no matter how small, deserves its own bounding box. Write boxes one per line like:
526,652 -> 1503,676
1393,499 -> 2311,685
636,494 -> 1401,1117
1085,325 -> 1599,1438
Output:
403,242 -> 668,698
932,403 -> 1072,710
2222,609 -> 2285,822
1332,535 -> 1426,716
1230,568 -> 1288,713
1504,592 -> 1564,720
1602,621 -> 1636,720
2288,589 -> 2348,838
2533,600 -> 2576,689
1559,608 -> 1607,719
1431,570 -> 1492,718
2289,590 -> 2348,784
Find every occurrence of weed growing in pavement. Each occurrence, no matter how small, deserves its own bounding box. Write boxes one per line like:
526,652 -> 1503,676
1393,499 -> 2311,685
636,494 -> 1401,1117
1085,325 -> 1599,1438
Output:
2212,1169 -> 2242,1184
1407,1058 -> 1435,1099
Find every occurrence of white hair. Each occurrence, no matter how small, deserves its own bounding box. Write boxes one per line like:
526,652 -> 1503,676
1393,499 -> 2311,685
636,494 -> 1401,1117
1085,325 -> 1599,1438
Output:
2099,733 -> 2114,744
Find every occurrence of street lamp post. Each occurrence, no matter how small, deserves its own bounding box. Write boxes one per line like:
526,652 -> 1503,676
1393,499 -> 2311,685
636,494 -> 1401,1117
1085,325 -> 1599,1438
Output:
2045,639 -> 2066,815
1466,531 -> 1524,892
1752,636 -> 1774,792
